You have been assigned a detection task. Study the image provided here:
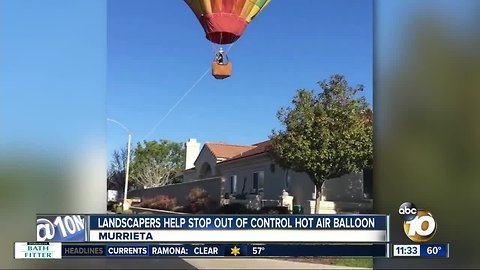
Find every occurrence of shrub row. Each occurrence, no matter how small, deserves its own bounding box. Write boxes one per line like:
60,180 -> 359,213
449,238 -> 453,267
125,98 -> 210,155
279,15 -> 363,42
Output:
136,187 -> 211,213
130,187 -> 289,214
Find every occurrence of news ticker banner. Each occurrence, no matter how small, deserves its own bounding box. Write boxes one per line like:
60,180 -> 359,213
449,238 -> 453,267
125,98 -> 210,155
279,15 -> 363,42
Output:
37,214 -> 388,243
15,243 -> 389,258
88,214 -> 389,242
15,242 -> 451,259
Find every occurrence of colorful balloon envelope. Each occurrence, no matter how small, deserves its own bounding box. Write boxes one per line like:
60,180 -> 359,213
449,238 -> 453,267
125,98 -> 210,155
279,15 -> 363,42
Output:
185,0 -> 271,44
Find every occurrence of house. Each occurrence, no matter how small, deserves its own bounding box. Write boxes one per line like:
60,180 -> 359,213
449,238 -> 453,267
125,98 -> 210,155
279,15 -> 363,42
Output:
182,138 -> 373,213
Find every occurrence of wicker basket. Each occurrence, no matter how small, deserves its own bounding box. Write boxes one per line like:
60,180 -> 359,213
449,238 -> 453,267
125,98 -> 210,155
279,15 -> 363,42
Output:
212,62 -> 232,79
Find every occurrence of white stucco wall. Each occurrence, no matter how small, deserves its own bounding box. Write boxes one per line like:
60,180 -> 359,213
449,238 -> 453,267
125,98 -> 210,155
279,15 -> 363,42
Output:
182,150 -> 368,211
218,154 -> 284,198
216,154 -> 317,211
182,146 -> 218,182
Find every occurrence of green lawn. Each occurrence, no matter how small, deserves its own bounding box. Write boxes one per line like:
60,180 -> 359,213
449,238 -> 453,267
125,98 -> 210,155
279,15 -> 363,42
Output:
276,256 -> 373,269
334,257 -> 373,268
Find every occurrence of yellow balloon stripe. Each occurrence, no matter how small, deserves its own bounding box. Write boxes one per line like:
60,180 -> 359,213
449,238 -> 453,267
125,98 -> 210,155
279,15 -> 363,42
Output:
200,0 -> 212,15
246,4 -> 260,22
240,0 -> 256,19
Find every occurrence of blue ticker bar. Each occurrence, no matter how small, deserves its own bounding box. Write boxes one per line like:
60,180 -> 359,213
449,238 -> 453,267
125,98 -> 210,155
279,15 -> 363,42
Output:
60,244 -> 388,257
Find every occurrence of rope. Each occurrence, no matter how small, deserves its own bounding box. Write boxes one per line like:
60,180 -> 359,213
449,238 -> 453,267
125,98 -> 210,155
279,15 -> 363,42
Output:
142,67 -> 211,141
227,42 -> 234,53
211,41 -> 217,55
211,31 -> 235,55
141,42 -> 236,142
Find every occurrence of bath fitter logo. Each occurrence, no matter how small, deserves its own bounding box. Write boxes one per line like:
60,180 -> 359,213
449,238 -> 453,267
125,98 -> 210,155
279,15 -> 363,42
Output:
14,242 -> 62,259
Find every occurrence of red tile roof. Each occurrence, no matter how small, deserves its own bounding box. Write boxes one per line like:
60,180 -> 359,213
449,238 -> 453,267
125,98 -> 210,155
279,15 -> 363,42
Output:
216,140 -> 272,164
204,143 -> 256,160
231,140 -> 272,159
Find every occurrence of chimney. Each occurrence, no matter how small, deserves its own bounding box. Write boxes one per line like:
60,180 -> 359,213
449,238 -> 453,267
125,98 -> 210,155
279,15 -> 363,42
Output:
185,138 -> 200,170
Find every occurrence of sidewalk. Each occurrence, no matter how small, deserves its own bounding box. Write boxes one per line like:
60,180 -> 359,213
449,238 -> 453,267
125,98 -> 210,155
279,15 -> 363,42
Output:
183,258 -> 368,269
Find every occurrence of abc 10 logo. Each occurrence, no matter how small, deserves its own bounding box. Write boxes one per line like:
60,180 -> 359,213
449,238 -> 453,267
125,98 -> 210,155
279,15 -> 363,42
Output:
398,202 -> 437,242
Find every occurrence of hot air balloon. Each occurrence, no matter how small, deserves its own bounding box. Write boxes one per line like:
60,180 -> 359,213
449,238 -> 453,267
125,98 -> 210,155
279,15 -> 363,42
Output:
184,0 -> 271,79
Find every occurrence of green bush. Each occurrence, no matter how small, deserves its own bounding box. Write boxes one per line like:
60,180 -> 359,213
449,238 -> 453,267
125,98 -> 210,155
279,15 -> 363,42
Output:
107,201 -> 116,211
121,209 -> 133,214
109,202 -> 119,212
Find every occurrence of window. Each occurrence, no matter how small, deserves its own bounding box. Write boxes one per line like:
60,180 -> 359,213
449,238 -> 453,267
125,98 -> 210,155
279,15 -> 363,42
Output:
253,171 -> 264,194
230,175 -> 237,194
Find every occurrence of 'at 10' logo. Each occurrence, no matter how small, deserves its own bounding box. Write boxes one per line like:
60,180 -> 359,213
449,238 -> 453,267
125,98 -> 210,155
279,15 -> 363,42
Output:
398,202 -> 437,242
37,215 -> 85,241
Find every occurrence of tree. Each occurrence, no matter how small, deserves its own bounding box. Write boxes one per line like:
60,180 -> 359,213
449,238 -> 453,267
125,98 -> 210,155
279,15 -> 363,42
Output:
130,140 -> 185,188
107,147 -> 129,192
270,74 -> 373,213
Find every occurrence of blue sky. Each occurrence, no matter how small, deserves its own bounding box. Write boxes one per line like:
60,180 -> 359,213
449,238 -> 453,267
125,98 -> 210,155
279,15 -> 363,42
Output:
1,0 -> 106,155
107,0 -> 373,156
